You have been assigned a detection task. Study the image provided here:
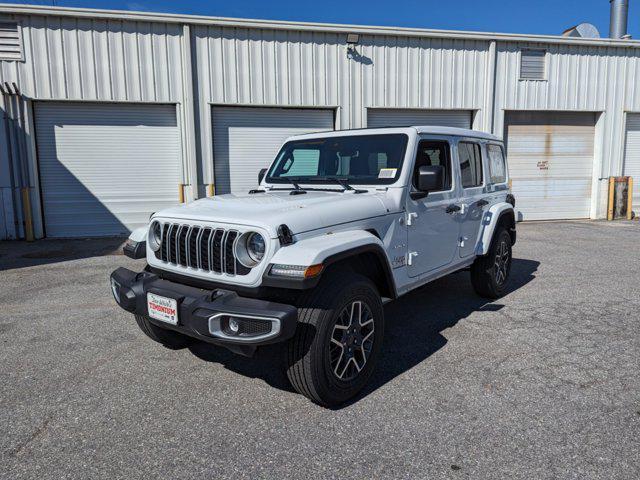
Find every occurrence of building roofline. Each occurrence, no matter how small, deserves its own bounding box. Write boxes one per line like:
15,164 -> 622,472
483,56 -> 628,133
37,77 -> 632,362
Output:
1,3 -> 639,49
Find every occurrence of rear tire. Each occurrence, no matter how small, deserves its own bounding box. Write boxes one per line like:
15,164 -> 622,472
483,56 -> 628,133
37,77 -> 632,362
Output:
286,272 -> 384,407
470,227 -> 512,299
134,315 -> 193,349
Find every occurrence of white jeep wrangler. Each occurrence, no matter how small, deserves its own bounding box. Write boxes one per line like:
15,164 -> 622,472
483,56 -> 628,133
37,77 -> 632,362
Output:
110,126 -> 516,407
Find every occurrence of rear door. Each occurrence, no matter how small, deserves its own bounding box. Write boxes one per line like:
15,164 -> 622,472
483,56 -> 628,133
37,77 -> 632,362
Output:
457,140 -> 486,258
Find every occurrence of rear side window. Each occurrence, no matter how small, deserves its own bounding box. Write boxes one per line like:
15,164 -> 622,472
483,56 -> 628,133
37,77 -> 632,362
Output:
413,140 -> 452,192
487,144 -> 507,184
458,142 -> 483,188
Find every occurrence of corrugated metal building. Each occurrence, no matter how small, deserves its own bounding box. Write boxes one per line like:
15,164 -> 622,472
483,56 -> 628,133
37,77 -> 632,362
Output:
1,3 -> 640,238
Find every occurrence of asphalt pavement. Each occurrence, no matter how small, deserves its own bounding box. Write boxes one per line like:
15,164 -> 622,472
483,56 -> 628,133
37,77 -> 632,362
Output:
1,221 -> 639,479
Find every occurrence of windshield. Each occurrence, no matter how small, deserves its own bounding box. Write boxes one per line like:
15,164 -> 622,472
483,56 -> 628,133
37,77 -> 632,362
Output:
266,134 -> 409,185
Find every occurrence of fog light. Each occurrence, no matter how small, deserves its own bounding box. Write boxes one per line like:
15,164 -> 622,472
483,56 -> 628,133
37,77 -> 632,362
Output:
228,318 -> 240,334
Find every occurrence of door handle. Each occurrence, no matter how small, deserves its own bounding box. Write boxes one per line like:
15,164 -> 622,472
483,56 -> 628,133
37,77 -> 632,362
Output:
476,199 -> 489,207
446,204 -> 462,214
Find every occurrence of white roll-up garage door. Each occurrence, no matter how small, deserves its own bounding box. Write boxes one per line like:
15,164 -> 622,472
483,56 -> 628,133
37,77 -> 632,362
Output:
623,113 -> 640,214
36,102 -> 181,237
212,107 -> 334,194
505,112 -> 596,221
367,109 -> 472,129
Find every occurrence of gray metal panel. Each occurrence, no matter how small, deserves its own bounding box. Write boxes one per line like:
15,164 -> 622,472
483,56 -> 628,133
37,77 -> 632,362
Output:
623,113 -> 640,212
367,109 -> 472,129
212,106 -> 334,194
505,112 -> 596,221
0,15 -> 184,102
35,102 -> 181,237
520,49 -> 546,80
195,28 -> 489,132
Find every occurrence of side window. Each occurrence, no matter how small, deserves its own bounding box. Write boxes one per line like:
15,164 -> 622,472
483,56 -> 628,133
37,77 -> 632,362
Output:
280,149 -> 320,177
458,142 -> 483,188
412,140 -> 452,192
487,144 -> 507,184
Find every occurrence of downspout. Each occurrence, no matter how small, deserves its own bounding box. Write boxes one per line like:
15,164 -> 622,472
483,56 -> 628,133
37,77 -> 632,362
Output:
16,96 -> 34,241
1,93 -> 19,239
1,84 -> 34,241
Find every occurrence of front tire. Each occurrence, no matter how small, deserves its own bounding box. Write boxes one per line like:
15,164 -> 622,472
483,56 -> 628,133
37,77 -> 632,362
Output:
470,227 -> 512,299
286,272 -> 384,407
134,314 -> 193,349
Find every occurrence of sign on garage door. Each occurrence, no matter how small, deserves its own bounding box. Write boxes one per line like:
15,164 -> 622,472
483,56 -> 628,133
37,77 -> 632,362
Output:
36,102 -> 181,237
367,109 -> 472,129
623,113 -> 640,214
211,107 -> 334,194
505,112 -> 596,221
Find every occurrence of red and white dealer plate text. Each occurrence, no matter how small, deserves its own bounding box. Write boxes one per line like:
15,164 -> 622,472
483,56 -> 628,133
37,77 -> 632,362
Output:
147,293 -> 178,325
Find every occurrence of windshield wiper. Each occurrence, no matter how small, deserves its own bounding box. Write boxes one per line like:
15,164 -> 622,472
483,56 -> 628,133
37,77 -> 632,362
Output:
281,177 -> 307,195
319,177 -> 367,194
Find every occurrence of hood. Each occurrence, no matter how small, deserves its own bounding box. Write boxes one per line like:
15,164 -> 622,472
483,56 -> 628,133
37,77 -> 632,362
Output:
154,190 -> 391,237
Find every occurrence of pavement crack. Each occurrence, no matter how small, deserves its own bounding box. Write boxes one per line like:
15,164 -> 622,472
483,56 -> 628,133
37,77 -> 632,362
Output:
8,416 -> 52,458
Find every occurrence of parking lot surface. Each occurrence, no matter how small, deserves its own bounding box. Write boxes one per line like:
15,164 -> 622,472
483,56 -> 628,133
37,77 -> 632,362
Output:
1,221 -> 639,479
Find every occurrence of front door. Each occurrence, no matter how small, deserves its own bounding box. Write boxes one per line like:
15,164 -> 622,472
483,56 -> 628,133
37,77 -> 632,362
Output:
406,139 -> 460,278
457,141 -> 487,258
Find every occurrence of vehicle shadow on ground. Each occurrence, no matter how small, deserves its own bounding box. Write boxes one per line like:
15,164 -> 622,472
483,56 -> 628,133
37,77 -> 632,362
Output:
0,237 -> 127,271
188,258 -> 540,407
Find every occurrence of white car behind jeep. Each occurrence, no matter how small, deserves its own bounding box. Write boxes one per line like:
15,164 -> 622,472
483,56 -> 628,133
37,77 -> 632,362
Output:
111,126 -> 516,407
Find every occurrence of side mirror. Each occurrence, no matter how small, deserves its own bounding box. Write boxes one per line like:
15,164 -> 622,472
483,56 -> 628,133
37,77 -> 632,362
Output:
412,165 -> 444,200
258,168 -> 268,184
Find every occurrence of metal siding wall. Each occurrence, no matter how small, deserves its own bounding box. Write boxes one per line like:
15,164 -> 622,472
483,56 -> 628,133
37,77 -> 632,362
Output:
194,27 -> 489,124
0,14 -> 183,102
494,42 -> 640,217
194,27 -> 490,184
1,11 -> 640,234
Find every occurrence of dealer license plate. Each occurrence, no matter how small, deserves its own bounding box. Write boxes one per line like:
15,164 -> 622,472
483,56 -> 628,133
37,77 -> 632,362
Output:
147,293 -> 178,325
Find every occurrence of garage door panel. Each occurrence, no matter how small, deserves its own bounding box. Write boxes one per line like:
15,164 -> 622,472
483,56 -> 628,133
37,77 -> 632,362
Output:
505,112 -> 595,221
624,114 -> 640,213
513,178 -> 592,195
367,109 -> 472,129
36,102 -> 181,237
212,107 -> 334,195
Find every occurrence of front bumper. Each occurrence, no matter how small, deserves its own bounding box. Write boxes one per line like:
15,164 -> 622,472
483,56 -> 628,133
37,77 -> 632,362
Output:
110,267 -> 298,348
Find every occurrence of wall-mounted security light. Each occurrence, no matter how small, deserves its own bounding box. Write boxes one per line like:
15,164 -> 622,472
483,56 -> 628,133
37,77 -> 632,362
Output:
346,33 -> 360,60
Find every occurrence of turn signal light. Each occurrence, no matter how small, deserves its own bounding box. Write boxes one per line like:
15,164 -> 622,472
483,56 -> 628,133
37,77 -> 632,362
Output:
270,263 -> 324,278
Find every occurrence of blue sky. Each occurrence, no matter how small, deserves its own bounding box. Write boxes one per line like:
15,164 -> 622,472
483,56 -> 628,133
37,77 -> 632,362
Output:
8,0 -> 640,38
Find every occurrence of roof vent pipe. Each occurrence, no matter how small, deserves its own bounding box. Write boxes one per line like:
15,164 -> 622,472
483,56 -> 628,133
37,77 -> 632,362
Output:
609,0 -> 629,38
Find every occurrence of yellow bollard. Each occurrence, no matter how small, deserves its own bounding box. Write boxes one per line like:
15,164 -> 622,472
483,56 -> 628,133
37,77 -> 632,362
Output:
178,183 -> 185,204
607,177 -> 615,221
627,177 -> 634,220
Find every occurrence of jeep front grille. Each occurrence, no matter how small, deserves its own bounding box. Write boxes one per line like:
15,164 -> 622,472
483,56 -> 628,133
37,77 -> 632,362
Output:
155,224 -> 250,276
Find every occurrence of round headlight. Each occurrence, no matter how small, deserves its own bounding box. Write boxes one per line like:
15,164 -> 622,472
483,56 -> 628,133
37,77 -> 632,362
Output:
149,221 -> 163,252
235,232 -> 266,268
247,233 -> 266,262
